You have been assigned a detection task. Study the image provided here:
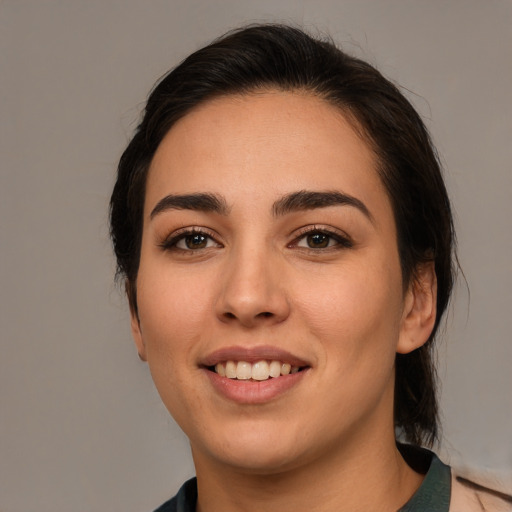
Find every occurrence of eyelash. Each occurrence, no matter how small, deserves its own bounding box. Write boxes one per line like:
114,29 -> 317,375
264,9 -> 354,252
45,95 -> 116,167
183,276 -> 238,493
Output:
159,225 -> 353,253
289,225 -> 353,250
159,227 -> 222,253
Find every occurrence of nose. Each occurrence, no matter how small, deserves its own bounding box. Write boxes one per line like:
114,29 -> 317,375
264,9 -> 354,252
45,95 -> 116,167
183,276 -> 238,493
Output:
215,244 -> 290,328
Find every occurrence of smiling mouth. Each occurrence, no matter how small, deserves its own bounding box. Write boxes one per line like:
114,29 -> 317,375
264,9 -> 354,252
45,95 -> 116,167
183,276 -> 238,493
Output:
209,360 -> 306,381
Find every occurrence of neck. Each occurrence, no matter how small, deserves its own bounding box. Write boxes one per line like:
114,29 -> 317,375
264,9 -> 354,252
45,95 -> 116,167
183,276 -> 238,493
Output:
193,430 -> 424,512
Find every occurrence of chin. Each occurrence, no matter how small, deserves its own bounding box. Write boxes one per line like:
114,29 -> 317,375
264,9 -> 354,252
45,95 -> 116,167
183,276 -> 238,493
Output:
190,418 -> 329,476
206,445 -> 306,475
187,421 -> 285,469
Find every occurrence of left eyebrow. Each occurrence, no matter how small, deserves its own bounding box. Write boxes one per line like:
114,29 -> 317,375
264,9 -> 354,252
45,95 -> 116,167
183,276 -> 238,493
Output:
272,190 -> 374,222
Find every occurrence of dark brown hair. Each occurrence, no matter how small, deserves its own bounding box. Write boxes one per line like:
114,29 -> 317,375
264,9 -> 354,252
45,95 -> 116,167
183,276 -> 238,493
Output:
110,24 -> 455,447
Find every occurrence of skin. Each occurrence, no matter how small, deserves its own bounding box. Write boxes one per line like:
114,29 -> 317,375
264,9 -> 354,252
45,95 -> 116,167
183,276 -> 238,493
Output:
131,90 -> 437,512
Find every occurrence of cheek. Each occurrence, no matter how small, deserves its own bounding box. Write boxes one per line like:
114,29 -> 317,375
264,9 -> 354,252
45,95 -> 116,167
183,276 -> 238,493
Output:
296,259 -> 404,362
136,267 -> 214,359
135,269 -> 213,424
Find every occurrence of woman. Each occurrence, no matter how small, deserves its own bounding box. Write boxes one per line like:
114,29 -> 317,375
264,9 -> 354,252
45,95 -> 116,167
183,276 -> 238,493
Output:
110,25 -> 511,512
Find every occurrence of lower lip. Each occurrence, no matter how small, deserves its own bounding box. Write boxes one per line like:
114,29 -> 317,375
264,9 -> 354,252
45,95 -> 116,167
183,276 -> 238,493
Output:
203,368 -> 308,404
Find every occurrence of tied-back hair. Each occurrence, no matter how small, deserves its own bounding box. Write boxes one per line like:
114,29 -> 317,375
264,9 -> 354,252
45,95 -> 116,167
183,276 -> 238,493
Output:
110,24 -> 456,448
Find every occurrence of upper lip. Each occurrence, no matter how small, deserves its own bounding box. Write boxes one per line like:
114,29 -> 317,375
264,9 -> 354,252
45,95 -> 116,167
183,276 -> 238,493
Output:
201,345 -> 310,368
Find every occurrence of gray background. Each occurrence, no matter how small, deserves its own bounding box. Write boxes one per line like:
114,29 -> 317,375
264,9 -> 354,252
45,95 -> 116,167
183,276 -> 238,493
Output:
1,1 -> 511,511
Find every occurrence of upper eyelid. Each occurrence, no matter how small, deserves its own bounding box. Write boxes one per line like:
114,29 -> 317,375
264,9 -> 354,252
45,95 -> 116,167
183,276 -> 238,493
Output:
159,227 -> 222,247
291,224 -> 351,239
289,225 -> 353,249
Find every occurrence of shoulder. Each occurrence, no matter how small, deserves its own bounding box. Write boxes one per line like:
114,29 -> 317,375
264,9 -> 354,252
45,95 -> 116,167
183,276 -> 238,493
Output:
153,495 -> 177,512
450,472 -> 512,512
153,478 -> 197,512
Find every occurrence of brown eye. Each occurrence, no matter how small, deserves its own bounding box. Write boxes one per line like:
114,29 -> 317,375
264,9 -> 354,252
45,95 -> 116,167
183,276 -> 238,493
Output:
186,234 -> 207,249
160,228 -> 222,253
178,233 -> 210,250
306,233 -> 330,248
294,228 -> 352,250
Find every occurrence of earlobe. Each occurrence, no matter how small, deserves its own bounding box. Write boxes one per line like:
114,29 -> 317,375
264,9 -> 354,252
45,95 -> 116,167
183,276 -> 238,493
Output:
396,261 -> 437,355
127,279 -> 147,362
131,320 -> 147,361
130,311 -> 147,361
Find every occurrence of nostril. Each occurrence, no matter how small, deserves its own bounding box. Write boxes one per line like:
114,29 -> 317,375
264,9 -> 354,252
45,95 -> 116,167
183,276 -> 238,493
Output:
222,311 -> 274,322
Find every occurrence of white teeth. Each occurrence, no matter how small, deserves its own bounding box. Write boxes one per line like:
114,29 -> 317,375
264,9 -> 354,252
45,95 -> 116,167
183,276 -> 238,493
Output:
214,360 -> 302,380
215,363 -> 226,377
225,360 -> 237,378
269,360 -> 281,378
236,361 -> 252,380
252,360 -> 270,381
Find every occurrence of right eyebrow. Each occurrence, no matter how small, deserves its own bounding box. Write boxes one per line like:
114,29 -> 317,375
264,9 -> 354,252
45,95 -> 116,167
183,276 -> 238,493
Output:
149,193 -> 230,219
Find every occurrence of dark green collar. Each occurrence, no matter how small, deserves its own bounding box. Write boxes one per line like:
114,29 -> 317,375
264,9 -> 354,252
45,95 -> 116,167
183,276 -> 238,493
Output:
398,447 -> 451,511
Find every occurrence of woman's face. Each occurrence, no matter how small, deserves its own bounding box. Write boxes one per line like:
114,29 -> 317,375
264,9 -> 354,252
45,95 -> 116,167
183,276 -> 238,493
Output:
132,91 -> 428,474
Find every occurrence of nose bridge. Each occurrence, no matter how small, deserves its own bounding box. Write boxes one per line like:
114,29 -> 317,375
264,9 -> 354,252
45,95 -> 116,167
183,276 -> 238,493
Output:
216,235 -> 289,326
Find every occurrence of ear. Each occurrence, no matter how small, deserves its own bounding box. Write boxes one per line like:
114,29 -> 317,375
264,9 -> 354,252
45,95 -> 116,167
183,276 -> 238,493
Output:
126,280 -> 147,362
396,261 -> 437,354
130,309 -> 147,361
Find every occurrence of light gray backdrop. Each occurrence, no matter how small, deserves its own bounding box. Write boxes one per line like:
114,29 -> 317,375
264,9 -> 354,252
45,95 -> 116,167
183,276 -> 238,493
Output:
1,1 -> 511,511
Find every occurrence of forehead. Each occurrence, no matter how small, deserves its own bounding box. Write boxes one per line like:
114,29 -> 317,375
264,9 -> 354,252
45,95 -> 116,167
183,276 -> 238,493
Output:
146,91 -> 387,216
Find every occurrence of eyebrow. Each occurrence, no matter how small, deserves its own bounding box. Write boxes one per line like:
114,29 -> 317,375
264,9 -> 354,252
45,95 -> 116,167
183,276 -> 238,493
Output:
272,190 -> 373,222
150,193 -> 230,219
149,190 -> 373,222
